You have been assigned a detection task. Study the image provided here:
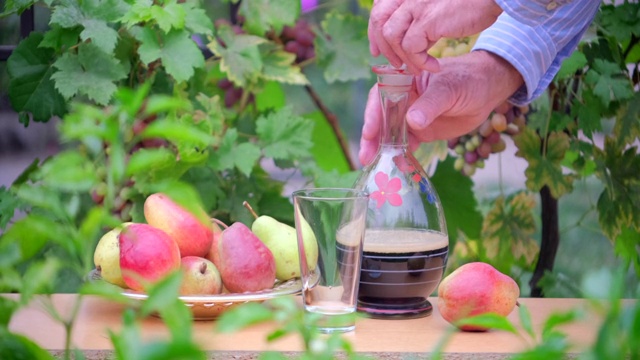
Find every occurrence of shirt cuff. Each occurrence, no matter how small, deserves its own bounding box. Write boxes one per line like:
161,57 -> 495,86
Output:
471,14 -> 556,105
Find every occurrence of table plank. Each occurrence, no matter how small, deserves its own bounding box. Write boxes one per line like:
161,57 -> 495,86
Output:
7,294 -> 611,359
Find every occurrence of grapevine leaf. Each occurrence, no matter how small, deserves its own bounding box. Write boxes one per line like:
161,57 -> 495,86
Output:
481,192 -> 538,273
80,18 -> 119,53
209,129 -> 261,177
260,43 -> 308,85
573,90 -> 607,139
1,0 -> 35,16
119,0 -> 153,26
514,127 -> 573,198
7,32 -> 67,122
51,43 -> 126,105
614,227 -> 640,275
316,11 -> 371,83
50,1 -> 84,28
255,81 -> 285,111
256,106 -> 314,160
39,25 -> 82,51
584,59 -> 634,105
594,138 -> 640,240
133,27 -> 205,83
0,187 -> 21,230
183,3 -> 213,36
207,25 -> 265,87
150,0 -> 186,33
613,91 -> 640,147
555,50 -> 587,80
239,0 -> 299,36
598,3 -> 640,44
430,157 -> 483,245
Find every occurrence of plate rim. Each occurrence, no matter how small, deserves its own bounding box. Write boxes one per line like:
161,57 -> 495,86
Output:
88,269 -> 302,304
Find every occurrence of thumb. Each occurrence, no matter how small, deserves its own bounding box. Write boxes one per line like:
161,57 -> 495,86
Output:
406,80 -> 452,132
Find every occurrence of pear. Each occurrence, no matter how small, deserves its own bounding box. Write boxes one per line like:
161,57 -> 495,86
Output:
180,256 -> 223,295
244,202 -> 318,281
204,218 -> 226,270
93,222 -> 133,288
119,223 -> 181,291
437,262 -> 520,331
217,222 -> 276,293
143,193 -> 213,257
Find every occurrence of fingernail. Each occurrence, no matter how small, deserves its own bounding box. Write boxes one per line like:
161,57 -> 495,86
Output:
408,110 -> 427,128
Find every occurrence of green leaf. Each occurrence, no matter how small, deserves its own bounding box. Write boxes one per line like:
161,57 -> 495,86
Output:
140,271 -> 182,317
257,106 -> 314,160
594,138 -> 640,240
141,119 -> 215,147
481,192 -> 538,272
305,110 -> 351,173
0,214 -> 61,261
239,0 -> 299,36
126,148 -> 177,176
255,81 -> 286,111
555,50 -> 587,80
207,25 -> 265,87
573,90 -> 607,139
209,128 -> 261,177
80,18 -> 119,53
542,310 -> 582,339
519,304 -> 535,339
150,0 -> 186,33
454,313 -> 519,333
51,43 -> 127,105
430,157 -> 483,244
7,32 -> 67,122
316,11 -> 372,83
0,187 -> 22,230
260,43 -> 308,85
134,27 -> 205,83
0,297 -> 20,327
0,328 -> 55,360
183,4 -> 213,36
36,150 -> 98,192
614,227 -> 640,276
21,259 -> 61,301
584,59 -> 634,105
613,91 -> 640,148
1,0 -> 36,16
514,127 -> 573,198
216,302 -> 275,333
39,25 -> 82,51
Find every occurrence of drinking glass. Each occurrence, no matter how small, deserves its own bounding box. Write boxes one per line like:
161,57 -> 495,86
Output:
292,188 -> 369,333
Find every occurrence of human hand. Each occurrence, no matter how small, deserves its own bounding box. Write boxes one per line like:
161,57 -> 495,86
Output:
359,51 -> 523,166
368,0 -> 502,74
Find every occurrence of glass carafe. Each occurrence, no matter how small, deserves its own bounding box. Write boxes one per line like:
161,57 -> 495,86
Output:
353,65 -> 448,319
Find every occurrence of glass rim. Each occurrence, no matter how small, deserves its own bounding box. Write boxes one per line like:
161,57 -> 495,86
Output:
292,187 -> 369,201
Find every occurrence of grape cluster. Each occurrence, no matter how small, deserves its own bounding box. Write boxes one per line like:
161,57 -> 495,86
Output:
280,19 -> 316,64
447,103 -> 528,176
428,35 -> 479,58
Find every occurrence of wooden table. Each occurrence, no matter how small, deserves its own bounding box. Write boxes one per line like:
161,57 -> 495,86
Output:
8,294 -> 609,359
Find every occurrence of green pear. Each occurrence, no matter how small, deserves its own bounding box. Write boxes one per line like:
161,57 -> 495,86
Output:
93,223 -> 132,288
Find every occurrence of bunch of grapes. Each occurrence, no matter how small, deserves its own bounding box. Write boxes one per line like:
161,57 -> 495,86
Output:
428,35 -> 479,58
280,19 -> 316,64
447,103 -> 528,176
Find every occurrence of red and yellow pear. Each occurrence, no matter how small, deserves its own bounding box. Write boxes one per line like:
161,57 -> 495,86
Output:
437,262 -> 520,331
144,193 -> 213,257
119,223 -> 181,291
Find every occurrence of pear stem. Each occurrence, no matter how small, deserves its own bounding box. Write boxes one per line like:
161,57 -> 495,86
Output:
243,201 -> 259,219
211,218 -> 229,229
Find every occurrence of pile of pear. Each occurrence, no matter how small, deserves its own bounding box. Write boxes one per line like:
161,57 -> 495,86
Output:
93,193 -> 318,295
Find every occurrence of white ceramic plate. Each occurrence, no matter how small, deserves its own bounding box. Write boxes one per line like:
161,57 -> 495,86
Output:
88,269 -> 302,320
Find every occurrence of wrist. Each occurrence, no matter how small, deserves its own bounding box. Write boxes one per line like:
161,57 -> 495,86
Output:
471,50 -> 524,103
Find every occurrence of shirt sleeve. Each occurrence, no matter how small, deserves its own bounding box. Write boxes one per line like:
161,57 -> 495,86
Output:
472,0 -> 601,105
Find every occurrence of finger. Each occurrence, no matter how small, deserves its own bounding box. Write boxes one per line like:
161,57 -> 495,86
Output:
382,5 -> 416,72
369,0 -> 404,67
406,77 -> 455,139
368,18 -> 380,56
359,85 -> 383,166
402,24 -> 441,73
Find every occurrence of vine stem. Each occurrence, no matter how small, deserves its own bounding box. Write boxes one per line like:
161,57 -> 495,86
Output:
304,84 -> 358,171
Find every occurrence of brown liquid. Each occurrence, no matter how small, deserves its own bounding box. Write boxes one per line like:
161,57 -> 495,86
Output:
357,229 -> 448,318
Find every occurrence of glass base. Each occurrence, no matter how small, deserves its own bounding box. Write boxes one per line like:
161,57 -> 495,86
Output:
315,324 -> 356,334
357,297 -> 433,319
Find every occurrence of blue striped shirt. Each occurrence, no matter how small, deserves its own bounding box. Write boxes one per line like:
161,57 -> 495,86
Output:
472,0 -> 601,105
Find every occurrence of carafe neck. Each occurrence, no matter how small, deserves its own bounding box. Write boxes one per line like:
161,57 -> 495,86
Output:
374,65 -> 414,147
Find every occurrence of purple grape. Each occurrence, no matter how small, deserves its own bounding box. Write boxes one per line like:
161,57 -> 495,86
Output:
464,151 -> 479,164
